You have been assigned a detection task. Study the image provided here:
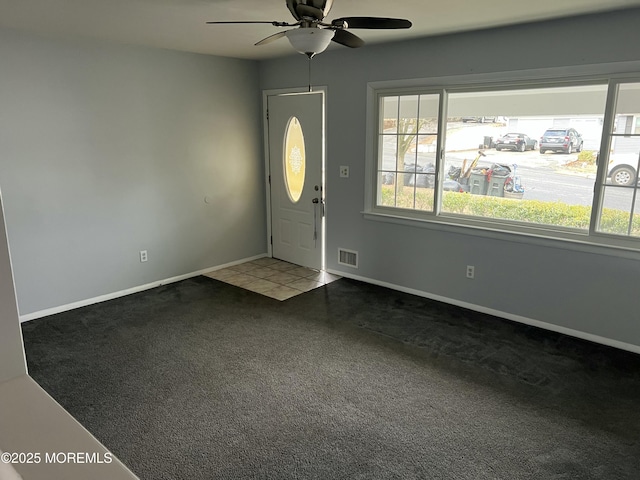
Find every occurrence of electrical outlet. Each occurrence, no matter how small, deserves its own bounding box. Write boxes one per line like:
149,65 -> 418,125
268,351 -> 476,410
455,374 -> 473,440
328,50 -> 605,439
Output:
140,250 -> 148,263
340,166 -> 349,178
466,265 -> 475,279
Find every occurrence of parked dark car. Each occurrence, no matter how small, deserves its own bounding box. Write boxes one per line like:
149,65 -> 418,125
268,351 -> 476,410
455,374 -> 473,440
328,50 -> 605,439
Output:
539,128 -> 583,154
494,133 -> 537,152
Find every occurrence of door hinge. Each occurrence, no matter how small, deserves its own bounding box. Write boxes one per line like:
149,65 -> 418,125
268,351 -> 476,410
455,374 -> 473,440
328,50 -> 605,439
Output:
268,175 -> 271,184
266,109 -> 269,120
270,235 -> 273,245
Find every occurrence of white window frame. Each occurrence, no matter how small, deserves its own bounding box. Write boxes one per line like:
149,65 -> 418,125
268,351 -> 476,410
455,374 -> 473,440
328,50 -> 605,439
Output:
364,69 -> 640,256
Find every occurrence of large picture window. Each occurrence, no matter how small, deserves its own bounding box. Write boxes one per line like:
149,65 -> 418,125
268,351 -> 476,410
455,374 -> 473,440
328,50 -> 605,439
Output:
596,82 -> 640,238
370,78 -> 640,249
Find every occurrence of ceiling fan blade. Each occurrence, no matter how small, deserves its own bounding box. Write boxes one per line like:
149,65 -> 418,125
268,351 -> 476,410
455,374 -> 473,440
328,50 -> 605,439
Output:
331,29 -> 364,48
322,0 -> 334,18
207,20 -> 271,24
255,31 -> 287,46
206,20 -> 295,27
332,17 -> 412,29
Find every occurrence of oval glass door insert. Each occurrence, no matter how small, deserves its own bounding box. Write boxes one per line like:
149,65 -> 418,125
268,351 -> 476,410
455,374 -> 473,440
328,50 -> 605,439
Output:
284,116 -> 306,203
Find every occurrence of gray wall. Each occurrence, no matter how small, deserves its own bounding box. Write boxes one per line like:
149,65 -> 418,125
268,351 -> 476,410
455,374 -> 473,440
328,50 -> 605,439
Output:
0,28 -> 266,315
0,194 -> 27,381
259,9 -> 640,349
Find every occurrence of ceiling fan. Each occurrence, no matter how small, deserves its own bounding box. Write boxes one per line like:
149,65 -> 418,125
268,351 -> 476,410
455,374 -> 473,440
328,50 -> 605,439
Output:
207,0 -> 412,58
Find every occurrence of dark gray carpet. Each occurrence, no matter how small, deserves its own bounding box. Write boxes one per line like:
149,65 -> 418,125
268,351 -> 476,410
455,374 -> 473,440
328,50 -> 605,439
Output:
21,276 -> 640,479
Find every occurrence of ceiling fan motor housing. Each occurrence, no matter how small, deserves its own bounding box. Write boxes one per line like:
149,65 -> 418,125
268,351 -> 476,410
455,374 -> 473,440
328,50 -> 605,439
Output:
287,0 -> 334,21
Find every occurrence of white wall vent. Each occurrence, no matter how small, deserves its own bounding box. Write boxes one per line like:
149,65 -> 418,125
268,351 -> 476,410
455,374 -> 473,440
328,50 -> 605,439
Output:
338,248 -> 358,268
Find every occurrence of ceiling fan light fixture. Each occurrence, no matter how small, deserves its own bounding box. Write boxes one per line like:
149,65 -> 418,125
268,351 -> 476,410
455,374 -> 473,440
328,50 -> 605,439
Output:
285,28 -> 335,57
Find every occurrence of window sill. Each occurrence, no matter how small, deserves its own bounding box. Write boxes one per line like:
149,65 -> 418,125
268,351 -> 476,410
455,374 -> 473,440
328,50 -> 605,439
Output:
362,209 -> 640,260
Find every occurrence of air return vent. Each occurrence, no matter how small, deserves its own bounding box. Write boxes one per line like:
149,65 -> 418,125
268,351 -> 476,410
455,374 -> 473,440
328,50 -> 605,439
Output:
338,248 -> 358,268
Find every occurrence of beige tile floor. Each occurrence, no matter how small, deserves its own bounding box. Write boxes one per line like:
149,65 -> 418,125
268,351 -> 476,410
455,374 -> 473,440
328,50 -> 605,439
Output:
204,257 -> 341,301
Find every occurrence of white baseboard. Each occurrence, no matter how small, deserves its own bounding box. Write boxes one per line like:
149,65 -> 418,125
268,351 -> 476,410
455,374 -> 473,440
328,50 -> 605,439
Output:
326,268 -> 640,355
21,257 -> 640,356
19,253 -> 267,323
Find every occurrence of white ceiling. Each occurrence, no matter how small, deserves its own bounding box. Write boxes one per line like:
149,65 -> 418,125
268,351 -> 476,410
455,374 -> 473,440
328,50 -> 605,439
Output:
1,0 -> 640,60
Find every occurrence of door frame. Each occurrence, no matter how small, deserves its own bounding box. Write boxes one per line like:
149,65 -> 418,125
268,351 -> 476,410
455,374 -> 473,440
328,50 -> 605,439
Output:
262,86 -> 327,269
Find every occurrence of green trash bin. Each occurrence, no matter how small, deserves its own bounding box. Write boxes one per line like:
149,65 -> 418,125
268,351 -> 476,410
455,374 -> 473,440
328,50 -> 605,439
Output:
487,174 -> 508,197
470,170 -> 488,195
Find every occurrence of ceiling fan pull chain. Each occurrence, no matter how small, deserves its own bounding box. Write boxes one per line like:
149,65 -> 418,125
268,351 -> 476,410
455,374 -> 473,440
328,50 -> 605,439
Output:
308,57 -> 312,92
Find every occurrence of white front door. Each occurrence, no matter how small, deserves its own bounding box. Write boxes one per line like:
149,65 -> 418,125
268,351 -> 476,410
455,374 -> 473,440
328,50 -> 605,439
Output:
267,91 -> 324,270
